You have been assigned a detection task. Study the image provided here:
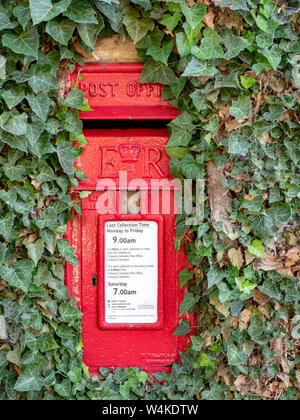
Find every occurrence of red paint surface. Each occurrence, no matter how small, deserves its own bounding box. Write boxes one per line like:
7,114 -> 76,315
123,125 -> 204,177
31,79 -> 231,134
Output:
68,63 -> 180,120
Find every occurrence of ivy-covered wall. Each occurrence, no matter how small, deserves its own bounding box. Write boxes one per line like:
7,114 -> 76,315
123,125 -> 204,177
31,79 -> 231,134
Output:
0,0 -> 299,400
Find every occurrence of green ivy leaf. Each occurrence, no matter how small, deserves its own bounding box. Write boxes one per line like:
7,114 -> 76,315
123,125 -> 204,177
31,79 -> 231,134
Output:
2,24 -> 39,59
248,240 -> 266,258
227,344 -> 247,366
25,240 -> 44,266
57,141 -> 74,176
26,93 -> 50,121
123,12 -> 154,44
0,212 -> 15,242
54,378 -> 72,397
57,238 -> 78,265
182,57 -> 219,77
146,40 -> 173,66
269,203 -> 292,225
180,1 -> 206,31
29,0 -> 71,25
14,367 -> 45,392
13,4 -> 31,30
180,154 -> 204,178
222,31 -> 249,60
1,86 -> 25,109
179,292 -> 198,316
229,97 -> 252,119
174,319 -> 191,336
0,260 -> 34,292
140,59 -> 177,84
227,132 -> 250,156
159,12 -> 181,32
207,266 -> 226,289
59,301 -> 81,323
64,0 -> 98,24
45,18 -> 75,46
26,64 -> 58,93
261,45 -> 282,69
78,21 -> 103,49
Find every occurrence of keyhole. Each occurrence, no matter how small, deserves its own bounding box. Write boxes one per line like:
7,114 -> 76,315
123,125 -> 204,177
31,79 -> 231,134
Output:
91,275 -> 97,287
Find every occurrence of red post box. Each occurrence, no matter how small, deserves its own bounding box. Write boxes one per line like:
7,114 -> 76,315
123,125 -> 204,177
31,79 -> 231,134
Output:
65,64 -> 193,371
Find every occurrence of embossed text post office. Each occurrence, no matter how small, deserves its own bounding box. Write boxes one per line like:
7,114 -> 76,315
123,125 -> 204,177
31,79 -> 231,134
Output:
65,63 -> 193,372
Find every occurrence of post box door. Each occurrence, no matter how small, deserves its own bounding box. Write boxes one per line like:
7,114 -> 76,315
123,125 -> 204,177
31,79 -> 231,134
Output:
70,129 -> 189,369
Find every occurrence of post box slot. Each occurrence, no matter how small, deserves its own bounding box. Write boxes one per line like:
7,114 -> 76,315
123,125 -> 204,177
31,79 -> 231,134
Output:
82,119 -> 172,130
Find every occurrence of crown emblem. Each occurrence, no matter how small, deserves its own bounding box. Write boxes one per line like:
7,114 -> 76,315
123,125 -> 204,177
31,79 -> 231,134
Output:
118,139 -> 141,163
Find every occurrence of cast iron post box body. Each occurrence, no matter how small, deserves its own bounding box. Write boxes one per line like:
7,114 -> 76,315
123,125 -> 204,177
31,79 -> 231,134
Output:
65,64 -> 192,371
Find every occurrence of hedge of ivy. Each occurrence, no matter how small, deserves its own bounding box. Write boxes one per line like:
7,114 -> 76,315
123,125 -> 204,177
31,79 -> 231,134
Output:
0,0 -> 299,400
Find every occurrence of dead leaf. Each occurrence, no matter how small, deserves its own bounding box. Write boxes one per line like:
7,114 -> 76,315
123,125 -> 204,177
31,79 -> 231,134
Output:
253,289 -> 270,305
203,10 -> 215,28
228,247 -> 244,269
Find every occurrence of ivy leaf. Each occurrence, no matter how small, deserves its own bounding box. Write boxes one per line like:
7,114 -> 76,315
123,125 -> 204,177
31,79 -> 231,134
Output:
228,132 -> 250,156
269,203 -> 292,225
168,112 -> 194,147
0,130 -> 28,153
59,301 -> 81,322
131,0 -> 152,11
220,0 -> 249,10
261,45 -> 282,69
0,10 -> 17,32
180,154 -> 204,179
222,31 -> 249,60
175,32 -> 191,57
180,1 -> 206,31
179,268 -> 194,288
140,59 -> 176,85
14,367 -> 45,392
26,64 -> 58,93
13,4 -> 31,30
174,319 -> 191,336
57,238 -> 78,265
159,12 -> 181,32
227,344 -> 247,366
25,240 -> 44,266
0,212 -> 15,242
248,240 -> 266,258
36,161 -> 56,182
2,25 -> 39,59
182,57 -> 219,77
258,278 -> 281,300
0,55 -> 6,80
78,21 -> 103,49
57,141 -> 74,176
45,18 -> 75,46
29,0 -> 71,25
229,97 -> 252,119
64,0 -> 99,24
179,292 -> 198,316
26,93 -> 50,121
0,260 -> 34,292
3,113 -> 28,136
192,28 -> 224,60
207,266 -> 226,289
146,40 -> 174,66
1,86 -> 26,110
3,163 -> 27,181
59,89 -> 85,109
123,12 -> 154,44
217,282 -> 233,303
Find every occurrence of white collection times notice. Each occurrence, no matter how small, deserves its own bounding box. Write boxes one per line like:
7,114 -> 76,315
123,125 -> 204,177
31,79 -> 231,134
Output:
104,220 -> 158,324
